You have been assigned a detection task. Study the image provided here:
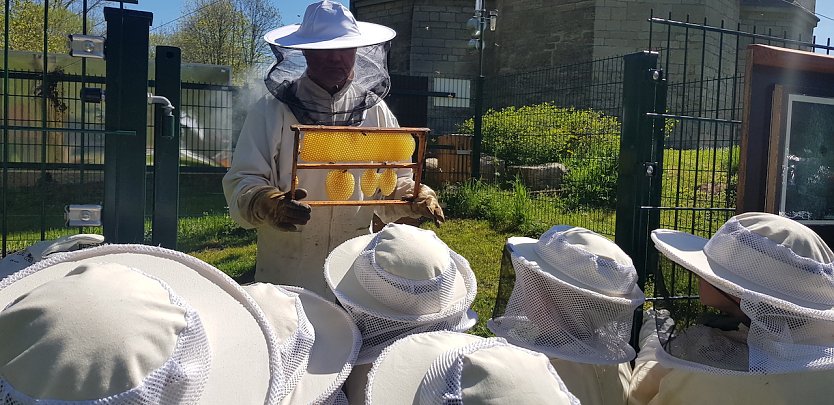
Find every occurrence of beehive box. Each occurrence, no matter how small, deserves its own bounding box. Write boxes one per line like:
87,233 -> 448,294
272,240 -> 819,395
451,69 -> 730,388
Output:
290,125 -> 430,206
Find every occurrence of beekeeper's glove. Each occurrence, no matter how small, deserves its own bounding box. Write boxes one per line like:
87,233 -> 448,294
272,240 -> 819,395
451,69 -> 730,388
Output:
251,187 -> 312,232
0,233 -> 105,279
639,308 -> 674,349
405,185 -> 445,227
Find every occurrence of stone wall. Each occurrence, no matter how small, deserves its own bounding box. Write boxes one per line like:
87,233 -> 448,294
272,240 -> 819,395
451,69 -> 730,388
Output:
351,0 -> 415,74
353,0 -> 481,77
490,0 -> 596,76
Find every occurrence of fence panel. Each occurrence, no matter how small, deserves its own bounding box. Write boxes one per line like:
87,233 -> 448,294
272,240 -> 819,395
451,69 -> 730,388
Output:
0,61 -> 236,254
639,14 -> 834,329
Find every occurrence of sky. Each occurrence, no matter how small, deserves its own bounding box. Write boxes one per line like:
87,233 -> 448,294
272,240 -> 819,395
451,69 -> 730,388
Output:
128,0 -> 350,31
813,1 -> 834,50
130,0 -> 832,50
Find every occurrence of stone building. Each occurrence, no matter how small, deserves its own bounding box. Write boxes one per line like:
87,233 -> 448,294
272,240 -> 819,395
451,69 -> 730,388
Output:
351,0 -> 818,79
351,0 -> 819,143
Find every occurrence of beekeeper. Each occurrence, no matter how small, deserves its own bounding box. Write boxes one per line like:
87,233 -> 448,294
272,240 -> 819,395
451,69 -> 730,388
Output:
223,1 -> 444,297
629,212 -> 834,405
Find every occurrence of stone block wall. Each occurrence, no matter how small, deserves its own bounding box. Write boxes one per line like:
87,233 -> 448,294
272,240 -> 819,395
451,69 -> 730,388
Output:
353,0 -> 481,77
490,0 -> 596,76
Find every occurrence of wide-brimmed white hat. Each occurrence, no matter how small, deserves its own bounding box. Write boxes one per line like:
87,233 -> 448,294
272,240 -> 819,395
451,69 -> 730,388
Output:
652,212 -> 834,315
324,223 -> 477,364
0,244 -> 284,404
489,225 -> 645,364
244,283 -> 361,404
652,212 -> 834,374
365,331 -> 580,404
264,1 -> 395,50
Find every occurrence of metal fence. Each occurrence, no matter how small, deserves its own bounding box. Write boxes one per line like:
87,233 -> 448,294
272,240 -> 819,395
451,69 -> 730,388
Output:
0,59 -> 235,254
419,56 -> 625,238
633,14 -> 834,330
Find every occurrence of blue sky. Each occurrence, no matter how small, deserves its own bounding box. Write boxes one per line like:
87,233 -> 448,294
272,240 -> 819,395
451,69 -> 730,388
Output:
131,0 -> 833,50
129,0 -> 350,29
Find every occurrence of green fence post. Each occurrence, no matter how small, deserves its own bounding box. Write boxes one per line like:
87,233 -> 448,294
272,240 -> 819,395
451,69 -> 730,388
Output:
151,46 -> 181,249
471,75 -> 484,180
616,51 -> 666,348
103,7 -> 153,243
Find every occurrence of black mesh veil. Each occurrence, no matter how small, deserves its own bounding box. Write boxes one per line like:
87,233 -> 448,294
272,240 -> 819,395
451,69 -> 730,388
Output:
265,42 -> 392,126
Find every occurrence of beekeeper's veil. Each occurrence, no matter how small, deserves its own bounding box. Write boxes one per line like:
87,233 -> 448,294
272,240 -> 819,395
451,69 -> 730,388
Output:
263,0 -> 395,126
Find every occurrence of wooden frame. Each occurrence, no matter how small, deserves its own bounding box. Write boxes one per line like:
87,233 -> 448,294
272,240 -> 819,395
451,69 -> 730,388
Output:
765,87 -> 834,224
739,44 -> 834,244
289,124 -> 430,206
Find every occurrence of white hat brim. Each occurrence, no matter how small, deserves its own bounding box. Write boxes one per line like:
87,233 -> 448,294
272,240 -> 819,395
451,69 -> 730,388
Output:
507,237 -> 644,304
324,234 -> 472,319
366,331 -> 482,404
651,229 -> 834,314
264,21 -> 396,50
275,286 -> 361,405
0,245 -> 278,405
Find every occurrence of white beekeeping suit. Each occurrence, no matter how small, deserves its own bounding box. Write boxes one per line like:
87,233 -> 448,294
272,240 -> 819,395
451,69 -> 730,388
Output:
629,212 -> 834,405
223,1 -> 444,298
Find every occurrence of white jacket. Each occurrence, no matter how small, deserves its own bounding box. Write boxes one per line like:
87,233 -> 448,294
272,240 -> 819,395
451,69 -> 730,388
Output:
223,78 -> 416,298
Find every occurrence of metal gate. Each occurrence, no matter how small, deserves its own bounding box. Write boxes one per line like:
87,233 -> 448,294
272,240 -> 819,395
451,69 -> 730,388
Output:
623,14 -> 834,342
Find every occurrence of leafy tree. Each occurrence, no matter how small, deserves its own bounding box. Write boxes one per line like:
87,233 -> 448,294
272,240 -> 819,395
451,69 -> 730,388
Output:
169,0 -> 280,84
236,0 -> 281,66
1,0 -> 84,53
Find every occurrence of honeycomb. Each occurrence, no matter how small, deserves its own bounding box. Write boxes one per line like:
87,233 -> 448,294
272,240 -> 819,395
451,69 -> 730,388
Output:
360,169 -> 380,196
379,168 -> 397,197
325,170 -> 355,200
299,131 -> 415,162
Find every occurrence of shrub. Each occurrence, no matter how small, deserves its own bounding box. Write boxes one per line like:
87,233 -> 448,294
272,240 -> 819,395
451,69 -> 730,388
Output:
440,178 -> 542,234
560,133 -> 620,210
458,103 -> 621,167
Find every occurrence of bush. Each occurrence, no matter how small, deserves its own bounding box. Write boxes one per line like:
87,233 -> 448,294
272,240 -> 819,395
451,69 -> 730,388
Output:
560,133 -> 620,210
458,103 -> 621,167
441,178 -> 545,235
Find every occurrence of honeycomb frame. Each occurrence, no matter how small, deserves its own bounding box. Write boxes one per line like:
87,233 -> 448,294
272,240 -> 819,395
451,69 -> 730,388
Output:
290,124 -> 430,206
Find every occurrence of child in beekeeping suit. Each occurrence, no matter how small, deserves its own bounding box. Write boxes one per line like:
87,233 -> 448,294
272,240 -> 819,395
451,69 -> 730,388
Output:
223,1 -> 444,298
629,212 -> 834,405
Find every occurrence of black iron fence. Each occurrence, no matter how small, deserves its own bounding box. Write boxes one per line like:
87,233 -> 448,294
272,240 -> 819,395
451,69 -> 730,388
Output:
0,63 -> 235,254
635,14 -> 834,330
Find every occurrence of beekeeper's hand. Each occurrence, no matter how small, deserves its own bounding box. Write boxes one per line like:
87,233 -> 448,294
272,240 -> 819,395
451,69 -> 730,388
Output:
251,187 -> 312,232
405,185 -> 445,227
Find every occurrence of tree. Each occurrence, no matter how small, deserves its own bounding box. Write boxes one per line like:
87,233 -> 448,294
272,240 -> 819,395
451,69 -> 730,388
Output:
1,0 -> 84,53
170,0 -> 280,84
236,0 -> 281,66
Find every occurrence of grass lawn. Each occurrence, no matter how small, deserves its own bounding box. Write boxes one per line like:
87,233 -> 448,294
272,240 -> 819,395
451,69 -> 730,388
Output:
180,215 -> 509,337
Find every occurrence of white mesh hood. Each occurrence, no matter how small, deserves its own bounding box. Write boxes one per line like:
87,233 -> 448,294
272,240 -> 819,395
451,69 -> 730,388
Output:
489,253 -> 644,364
652,213 -> 834,374
264,43 -> 391,126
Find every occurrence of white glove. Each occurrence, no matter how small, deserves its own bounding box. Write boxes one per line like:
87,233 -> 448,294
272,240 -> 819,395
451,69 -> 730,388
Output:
0,234 -> 105,279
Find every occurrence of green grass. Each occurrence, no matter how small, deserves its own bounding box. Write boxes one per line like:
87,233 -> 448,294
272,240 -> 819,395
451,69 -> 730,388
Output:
178,216 -> 509,337
423,219 -> 511,337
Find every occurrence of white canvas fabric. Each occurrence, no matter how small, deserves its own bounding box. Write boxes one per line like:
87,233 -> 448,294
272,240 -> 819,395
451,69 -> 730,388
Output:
244,284 -> 362,405
0,234 -> 104,280
651,212 -> 834,374
324,223 -> 478,364
366,331 -> 579,405
264,0 -> 395,50
0,244 -> 283,404
489,225 -> 644,364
